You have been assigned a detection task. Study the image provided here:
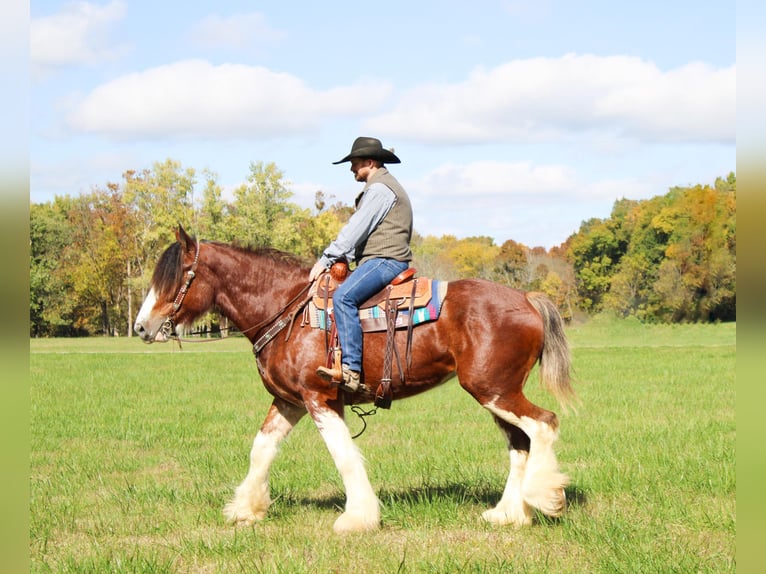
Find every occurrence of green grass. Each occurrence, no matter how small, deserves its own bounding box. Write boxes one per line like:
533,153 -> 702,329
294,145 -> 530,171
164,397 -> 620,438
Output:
30,320 -> 735,573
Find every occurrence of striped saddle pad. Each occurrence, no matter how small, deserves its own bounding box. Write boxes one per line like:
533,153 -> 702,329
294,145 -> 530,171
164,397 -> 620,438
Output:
307,278 -> 448,333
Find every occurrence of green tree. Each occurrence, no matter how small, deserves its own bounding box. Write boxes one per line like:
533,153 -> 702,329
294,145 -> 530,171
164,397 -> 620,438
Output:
567,216 -> 625,312
229,161 -> 297,247
124,159 -> 197,273
568,174 -> 735,322
30,198 -> 76,336
196,169 -> 231,242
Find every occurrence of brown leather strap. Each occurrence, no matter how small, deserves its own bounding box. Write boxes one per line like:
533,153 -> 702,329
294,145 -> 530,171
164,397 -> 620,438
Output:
405,278 -> 418,371
375,286 -> 396,409
322,274 -> 331,354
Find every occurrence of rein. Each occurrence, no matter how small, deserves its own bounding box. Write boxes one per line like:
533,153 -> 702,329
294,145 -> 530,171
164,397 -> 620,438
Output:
251,284 -> 312,354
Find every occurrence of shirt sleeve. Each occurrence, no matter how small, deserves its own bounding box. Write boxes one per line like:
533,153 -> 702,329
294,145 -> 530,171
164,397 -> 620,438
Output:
319,183 -> 396,267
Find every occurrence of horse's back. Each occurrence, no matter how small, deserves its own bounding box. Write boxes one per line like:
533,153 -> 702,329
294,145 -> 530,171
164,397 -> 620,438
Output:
442,279 -> 542,323
433,278 -> 546,358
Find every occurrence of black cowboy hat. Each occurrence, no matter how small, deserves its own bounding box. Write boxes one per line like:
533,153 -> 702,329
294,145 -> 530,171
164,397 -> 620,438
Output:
332,136 -> 401,165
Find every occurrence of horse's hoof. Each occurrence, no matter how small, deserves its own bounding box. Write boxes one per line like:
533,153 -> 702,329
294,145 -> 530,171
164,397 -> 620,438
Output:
482,507 -> 532,527
333,511 -> 380,534
223,503 -> 266,526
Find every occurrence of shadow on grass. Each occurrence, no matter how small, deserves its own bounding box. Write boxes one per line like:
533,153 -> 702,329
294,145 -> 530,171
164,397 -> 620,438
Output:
274,481 -> 588,518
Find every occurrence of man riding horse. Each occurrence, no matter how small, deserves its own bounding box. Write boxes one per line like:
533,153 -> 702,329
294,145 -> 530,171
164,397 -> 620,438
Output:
309,137 -> 413,394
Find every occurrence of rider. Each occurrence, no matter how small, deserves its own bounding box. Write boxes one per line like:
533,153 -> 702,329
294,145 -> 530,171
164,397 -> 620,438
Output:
309,137 -> 414,393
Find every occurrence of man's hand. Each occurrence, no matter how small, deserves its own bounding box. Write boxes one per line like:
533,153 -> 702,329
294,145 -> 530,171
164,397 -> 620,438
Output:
309,260 -> 328,283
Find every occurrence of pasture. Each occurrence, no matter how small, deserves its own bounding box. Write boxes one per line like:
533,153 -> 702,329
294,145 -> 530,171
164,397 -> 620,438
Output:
30,318 -> 735,573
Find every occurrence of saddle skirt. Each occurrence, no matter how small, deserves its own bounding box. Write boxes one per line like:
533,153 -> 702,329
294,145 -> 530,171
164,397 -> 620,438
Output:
306,270 -> 448,333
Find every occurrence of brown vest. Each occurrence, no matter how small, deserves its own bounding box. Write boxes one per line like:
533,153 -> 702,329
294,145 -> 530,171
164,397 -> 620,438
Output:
355,168 -> 413,266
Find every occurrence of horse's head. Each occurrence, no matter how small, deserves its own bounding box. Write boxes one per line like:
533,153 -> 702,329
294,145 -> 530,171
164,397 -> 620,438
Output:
134,226 -> 212,343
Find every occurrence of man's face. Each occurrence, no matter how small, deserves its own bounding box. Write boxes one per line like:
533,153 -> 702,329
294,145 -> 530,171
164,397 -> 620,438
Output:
350,158 -> 373,182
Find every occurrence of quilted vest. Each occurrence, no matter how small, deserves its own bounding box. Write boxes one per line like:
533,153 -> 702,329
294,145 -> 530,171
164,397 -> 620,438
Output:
355,168 -> 413,266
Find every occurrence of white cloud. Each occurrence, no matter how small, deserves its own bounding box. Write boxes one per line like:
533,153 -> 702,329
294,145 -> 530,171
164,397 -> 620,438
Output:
31,0 -> 128,77
415,160 -> 576,197
65,59 -> 393,139
409,159 -> 658,208
365,54 -> 735,145
187,12 -> 285,50
406,160 -> 659,246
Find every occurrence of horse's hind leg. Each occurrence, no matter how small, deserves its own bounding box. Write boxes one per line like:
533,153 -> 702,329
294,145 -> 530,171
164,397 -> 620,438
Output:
484,396 -> 568,522
482,420 -> 535,526
224,398 -> 305,525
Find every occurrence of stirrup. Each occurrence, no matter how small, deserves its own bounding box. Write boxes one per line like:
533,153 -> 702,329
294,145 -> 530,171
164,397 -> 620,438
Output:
316,365 -> 342,382
338,368 -> 361,393
316,365 -> 361,393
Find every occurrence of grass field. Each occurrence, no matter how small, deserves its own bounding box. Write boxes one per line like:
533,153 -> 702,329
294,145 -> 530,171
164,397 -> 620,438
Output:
29,318 -> 736,573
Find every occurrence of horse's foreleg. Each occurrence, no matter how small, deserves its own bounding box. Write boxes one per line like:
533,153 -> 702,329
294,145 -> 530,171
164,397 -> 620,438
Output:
484,398 -> 569,520
482,420 -> 535,526
311,404 -> 380,533
224,399 -> 305,525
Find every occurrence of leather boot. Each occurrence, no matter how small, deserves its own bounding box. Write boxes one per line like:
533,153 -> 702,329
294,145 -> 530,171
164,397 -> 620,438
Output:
316,365 -> 342,382
316,365 -> 361,393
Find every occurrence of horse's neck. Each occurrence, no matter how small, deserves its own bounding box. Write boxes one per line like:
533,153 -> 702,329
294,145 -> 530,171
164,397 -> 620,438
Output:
209,246 -> 306,336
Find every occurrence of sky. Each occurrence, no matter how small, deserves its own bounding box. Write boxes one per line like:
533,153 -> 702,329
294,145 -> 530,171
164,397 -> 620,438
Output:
29,0 -> 736,249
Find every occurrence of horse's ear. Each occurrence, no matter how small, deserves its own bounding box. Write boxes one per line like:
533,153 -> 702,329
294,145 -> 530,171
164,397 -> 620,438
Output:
175,225 -> 192,250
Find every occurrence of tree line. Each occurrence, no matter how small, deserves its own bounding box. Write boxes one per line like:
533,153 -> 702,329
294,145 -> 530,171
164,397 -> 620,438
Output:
29,159 -> 735,337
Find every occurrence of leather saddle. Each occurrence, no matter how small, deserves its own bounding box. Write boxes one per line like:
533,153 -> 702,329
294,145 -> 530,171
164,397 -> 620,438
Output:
311,267 -> 432,313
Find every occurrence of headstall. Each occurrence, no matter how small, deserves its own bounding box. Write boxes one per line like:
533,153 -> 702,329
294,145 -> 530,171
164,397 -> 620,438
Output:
160,239 -> 200,340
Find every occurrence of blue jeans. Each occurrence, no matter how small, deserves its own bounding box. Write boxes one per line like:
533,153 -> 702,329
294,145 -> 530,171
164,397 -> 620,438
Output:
332,257 -> 409,373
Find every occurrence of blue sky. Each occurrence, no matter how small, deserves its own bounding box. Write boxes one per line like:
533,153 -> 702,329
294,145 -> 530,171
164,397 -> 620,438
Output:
30,0 -> 735,248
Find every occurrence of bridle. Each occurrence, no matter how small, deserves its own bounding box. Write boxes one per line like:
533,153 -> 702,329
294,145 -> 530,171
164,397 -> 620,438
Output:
159,239 -> 201,341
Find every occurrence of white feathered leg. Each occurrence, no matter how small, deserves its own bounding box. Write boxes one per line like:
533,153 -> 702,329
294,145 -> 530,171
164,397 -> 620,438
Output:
224,400 -> 305,525
482,448 -> 534,526
485,401 -> 568,521
313,408 -> 381,533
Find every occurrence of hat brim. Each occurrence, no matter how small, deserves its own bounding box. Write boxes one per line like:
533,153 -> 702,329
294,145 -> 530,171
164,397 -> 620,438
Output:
333,148 -> 401,165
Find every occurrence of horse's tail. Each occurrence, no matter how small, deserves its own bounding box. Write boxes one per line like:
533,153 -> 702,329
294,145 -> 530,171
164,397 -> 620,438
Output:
526,292 -> 578,412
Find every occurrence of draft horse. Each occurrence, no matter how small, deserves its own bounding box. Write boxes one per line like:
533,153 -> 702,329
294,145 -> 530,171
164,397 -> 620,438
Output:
134,227 -> 576,533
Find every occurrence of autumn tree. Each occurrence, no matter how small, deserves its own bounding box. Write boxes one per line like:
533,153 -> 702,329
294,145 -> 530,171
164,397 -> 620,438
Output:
569,174 -> 735,322
57,185 -> 134,335
493,239 -> 528,288
652,182 -> 736,321
411,234 -> 460,279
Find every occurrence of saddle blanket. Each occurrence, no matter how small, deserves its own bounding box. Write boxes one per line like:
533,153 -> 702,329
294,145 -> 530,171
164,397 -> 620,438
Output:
307,280 -> 449,333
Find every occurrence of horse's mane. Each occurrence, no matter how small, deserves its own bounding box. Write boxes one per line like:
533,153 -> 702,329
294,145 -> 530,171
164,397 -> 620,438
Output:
151,241 -> 184,301
151,238 -> 309,300
225,240 -> 308,268
228,240 -> 306,265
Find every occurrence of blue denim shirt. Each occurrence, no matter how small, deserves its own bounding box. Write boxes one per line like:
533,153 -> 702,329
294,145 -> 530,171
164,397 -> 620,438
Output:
318,182 -> 396,268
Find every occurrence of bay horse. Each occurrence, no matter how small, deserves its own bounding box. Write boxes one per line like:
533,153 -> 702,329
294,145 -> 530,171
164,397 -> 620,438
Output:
134,227 -> 576,533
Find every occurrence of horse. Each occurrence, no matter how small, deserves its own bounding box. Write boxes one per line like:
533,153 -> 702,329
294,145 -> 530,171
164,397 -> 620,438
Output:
134,226 -> 576,533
